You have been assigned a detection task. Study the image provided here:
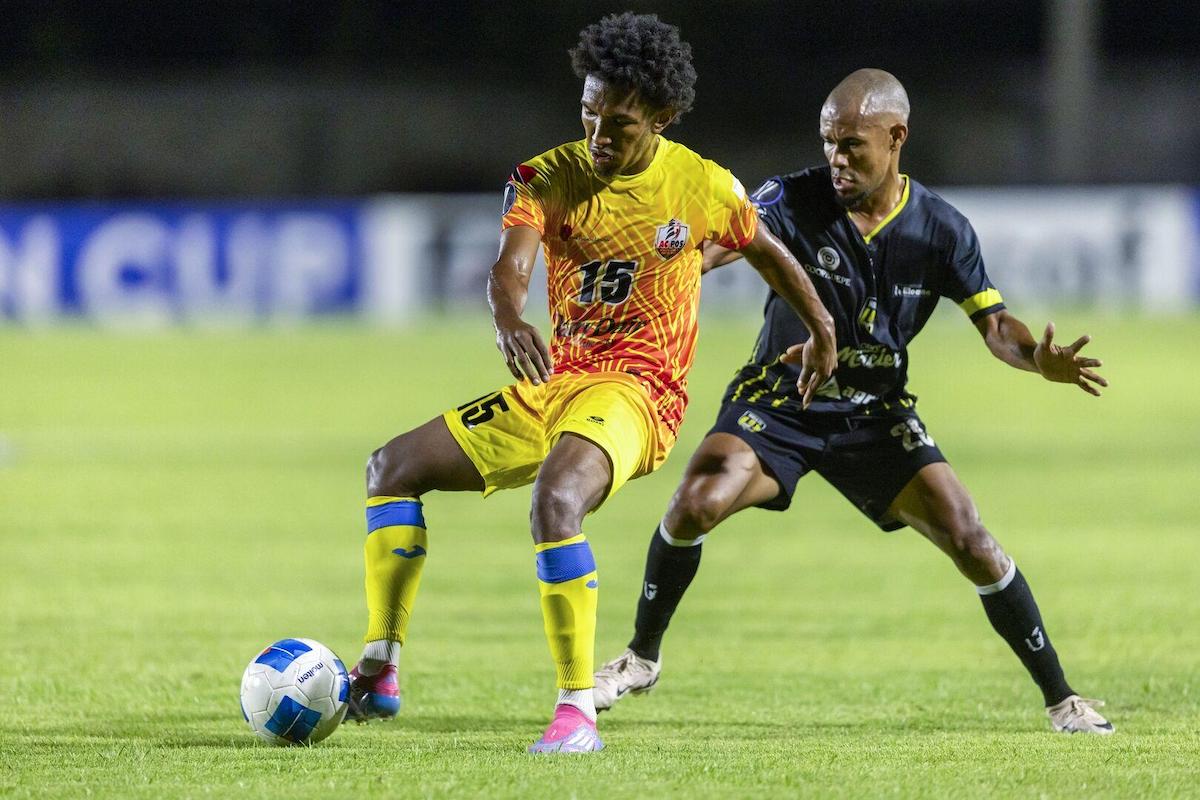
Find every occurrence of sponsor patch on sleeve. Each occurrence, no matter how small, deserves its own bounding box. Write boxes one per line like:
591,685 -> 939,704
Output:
731,175 -> 746,202
510,163 -> 537,185
750,178 -> 784,207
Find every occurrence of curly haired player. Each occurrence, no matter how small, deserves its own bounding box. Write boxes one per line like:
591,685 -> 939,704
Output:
344,12 -> 836,753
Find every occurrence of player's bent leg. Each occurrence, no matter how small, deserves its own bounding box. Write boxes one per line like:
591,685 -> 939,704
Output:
597,433 -> 781,712
664,433 -> 783,537
528,433 -> 611,753
887,462 -> 1009,585
367,415 -> 486,498
888,463 -> 1111,732
350,417 -> 486,723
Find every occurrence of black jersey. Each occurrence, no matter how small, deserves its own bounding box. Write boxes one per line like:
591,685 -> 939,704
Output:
727,166 -> 1005,416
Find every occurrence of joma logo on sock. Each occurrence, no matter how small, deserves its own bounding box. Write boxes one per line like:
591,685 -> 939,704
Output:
644,582 -> 658,600
1025,626 -> 1045,652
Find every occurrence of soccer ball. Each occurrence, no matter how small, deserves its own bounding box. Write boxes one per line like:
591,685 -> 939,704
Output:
239,638 -> 349,745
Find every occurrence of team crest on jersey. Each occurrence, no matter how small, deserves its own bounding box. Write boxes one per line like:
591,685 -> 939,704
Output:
654,218 -> 690,259
737,410 -> 766,433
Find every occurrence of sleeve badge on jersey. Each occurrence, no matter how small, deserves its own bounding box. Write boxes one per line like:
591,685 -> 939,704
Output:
510,163 -> 537,185
654,218 -> 690,259
750,178 -> 784,208
502,182 -> 517,215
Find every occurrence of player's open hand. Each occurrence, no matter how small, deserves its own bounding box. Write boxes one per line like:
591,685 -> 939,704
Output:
494,314 -> 553,385
782,334 -> 838,409
1034,322 -> 1107,396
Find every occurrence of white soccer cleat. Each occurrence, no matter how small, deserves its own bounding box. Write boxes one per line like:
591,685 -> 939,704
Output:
1046,695 -> 1115,735
593,648 -> 661,712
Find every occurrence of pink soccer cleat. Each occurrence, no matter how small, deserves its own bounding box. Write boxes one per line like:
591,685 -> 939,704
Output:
527,704 -> 604,753
344,663 -> 401,723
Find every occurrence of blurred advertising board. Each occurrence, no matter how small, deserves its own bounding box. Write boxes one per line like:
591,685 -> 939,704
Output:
0,202 -> 383,326
1,189 -> 1197,326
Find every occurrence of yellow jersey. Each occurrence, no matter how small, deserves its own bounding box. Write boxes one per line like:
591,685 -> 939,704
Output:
501,136 -> 757,436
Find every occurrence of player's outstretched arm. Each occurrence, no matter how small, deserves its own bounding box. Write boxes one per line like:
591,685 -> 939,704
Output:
737,227 -> 838,408
488,225 -> 553,385
974,311 -> 1108,396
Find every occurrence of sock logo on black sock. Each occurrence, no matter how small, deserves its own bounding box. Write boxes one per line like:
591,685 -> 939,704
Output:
643,582 -> 658,600
1025,626 -> 1045,652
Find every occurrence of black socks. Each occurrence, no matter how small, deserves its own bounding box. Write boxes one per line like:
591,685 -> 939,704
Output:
978,564 -> 1075,706
628,523 -> 703,662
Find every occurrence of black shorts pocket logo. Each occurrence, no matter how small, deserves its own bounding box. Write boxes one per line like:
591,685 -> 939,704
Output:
890,418 -> 934,452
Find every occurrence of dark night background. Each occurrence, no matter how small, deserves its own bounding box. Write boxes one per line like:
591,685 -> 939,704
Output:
1,0 -> 1197,197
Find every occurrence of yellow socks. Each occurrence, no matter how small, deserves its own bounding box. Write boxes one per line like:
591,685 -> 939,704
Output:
363,499 -> 598,700
534,534 -> 599,691
363,496 -> 428,644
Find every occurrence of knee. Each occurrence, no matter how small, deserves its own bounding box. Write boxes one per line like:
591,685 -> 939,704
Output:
666,484 -> 727,536
530,480 -> 589,540
938,505 -> 997,566
366,435 -> 423,497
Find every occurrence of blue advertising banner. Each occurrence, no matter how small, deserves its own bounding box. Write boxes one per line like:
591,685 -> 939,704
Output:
0,202 -> 366,324
2,190 -> 1196,326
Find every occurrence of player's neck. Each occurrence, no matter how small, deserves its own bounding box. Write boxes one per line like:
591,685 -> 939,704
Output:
848,171 -> 905,235
620,135 -> 661,176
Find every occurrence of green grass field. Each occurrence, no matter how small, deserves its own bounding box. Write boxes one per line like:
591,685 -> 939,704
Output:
2,312 -> 1199,798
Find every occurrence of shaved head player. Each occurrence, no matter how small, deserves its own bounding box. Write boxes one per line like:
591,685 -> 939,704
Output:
343,13 -> 836,754
595,69 -> 1114,735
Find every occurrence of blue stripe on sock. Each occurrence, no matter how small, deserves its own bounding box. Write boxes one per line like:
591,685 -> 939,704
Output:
367,501 -> 426,533
536,541 -> 596,583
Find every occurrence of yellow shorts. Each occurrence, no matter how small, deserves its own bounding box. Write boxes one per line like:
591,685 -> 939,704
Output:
443,371 -> 674,503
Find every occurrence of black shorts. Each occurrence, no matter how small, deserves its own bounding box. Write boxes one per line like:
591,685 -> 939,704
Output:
709,401 -> 947,531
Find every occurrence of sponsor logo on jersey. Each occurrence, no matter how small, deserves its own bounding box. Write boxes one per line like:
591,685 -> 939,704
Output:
893,284 -> 931,297
815,377 -> 879,405
816,246 -> 841,271
654,218 -> 690,259
816,377 -> 843,400
737,410 -> 767,433
554,315 -> 647,338
563,229 -> 612,244
803,262 -> 851,286
838,344 -> 902,369
750,178 -> 784,207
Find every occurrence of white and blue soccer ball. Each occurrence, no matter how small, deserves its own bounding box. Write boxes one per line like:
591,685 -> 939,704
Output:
240,638 -> 349,745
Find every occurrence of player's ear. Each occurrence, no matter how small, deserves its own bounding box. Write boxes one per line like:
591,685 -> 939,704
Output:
650,107 -> 675,133
889,123 -> 909,151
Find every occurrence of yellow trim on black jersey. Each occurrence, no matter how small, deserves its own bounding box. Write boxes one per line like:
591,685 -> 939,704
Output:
958,288 -> 1004,317
861,175 -> 911,244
